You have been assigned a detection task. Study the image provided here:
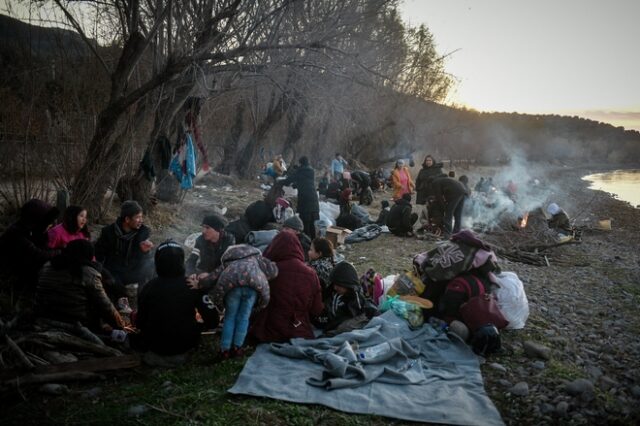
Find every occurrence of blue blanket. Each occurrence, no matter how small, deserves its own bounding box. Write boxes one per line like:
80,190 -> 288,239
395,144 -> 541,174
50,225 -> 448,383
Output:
229,312 -> 504,425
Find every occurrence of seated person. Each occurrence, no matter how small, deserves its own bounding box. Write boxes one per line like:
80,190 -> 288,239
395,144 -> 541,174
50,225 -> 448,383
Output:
249,232 -> 323,343
132,241 -> 218,358
94,200 -> 154,298
317,172 -> 330,196
386,193 -> 418,237
546,203 -> 572,236
47,205 -> 91,249
186,213 -> 235,278
336,189 -> 362,231
0,199 -> 60,292
307,237 -> 336,300
196,244 -> 277,360
36,239 -> 125,331
325,262 -> 376,335
282,215 -> 312,259
375,200 -> 391,225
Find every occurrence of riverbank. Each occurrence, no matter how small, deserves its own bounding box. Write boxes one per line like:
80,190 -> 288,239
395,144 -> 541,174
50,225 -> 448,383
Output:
4,163 -> 640,425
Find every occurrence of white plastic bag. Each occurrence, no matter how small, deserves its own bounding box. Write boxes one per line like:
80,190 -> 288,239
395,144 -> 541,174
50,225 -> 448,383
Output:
493,272 -> 529,329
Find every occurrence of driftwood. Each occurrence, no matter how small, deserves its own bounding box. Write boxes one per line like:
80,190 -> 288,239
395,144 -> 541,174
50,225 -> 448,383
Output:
75,322 -> 106,347
5,335 -> 34,369
31,332 -> 122,357
35,318 -> 106,347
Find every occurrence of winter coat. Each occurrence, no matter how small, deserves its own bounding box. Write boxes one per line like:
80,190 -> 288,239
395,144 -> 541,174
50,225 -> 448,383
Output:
429,177 -> 467,207
548,211 -> 572,234
136,275 -> 218,356
326,290 -> 370,332
94,219 -> 152,279
0,200 -> 60,283
36,262 -> 124,330
185,231 -> 235,275
249,232 -> 323,343
391,166 -> 415,200
386,198 -> 415,235
282,165 -> 319,214
202,244 -> 277,309
47,224 -> 90,249
415,162 -> 446,205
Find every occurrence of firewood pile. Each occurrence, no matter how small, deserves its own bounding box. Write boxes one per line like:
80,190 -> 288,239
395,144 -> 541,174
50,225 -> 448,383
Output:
478,209 -> 585,267
0,317 -> 139,393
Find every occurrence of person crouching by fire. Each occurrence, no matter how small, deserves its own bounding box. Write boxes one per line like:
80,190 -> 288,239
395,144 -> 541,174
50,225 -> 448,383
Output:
546,203 -> 573,236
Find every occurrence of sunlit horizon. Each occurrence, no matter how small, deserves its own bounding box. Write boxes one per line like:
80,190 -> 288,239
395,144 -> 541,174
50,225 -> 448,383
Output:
401,0 -> 640,132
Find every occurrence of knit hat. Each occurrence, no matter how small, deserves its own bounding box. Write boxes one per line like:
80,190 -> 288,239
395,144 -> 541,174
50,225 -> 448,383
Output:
330,262 -> 360,290
202,213 -> 227,231
120,200 -> 143,219
283,215 -> 304,232
402,192 -> 412,202
396,159 -> 405,167
155,240 -> 185,277
546,203 -> 561,216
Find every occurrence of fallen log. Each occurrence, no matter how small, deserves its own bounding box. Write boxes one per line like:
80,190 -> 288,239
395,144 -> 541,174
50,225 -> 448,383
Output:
31,332 -> 122,357
5,335 -> 34,369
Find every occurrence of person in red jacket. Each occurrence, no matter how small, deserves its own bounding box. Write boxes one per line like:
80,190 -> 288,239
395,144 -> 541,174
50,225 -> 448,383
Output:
249,231 -> 323,343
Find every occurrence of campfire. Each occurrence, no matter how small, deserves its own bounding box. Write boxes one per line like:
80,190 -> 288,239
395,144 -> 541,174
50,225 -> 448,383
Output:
518,211 -> 529,229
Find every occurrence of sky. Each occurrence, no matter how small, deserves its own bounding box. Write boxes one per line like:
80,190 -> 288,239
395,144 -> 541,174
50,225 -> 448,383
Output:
400,0 -> 640,131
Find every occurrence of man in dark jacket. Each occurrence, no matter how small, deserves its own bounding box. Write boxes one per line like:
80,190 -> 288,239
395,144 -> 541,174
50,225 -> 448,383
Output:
186,213 -> 235,278
350,170 -> 373,205
94,201 -> 154,297
0,199 -> 60,291
386,193 -> 418,237
429,177 -> 468,235
325,262 -> 376,335
281,156 -> 320,239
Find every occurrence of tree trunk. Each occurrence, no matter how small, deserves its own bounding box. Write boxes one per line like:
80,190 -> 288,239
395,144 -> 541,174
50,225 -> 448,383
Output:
216,101 -> 245,175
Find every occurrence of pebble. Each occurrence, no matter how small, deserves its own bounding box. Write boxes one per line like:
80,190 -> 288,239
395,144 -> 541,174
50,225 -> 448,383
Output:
523,340 -> 551,360
532,361 -> 545,370
127,405 -> 149,417
585,365 -> 603,379
81,387 -> 103,399
555,401 -> 569,416
498,379 -> 513,388
489,362 -> 507,373
509,382 -> 529,397
39,384 -> 69,395
565,378 -> 594,396
539,402 -> 555,414
598,376 -> 618,391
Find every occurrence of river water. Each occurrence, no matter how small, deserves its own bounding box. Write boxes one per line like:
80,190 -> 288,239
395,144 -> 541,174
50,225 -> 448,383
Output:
582,169 -> 640,208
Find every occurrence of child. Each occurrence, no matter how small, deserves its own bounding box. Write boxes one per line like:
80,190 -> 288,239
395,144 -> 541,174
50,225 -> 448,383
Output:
307,237 -> 335,300
198,244 -> 277,359
325,262 -> 376,335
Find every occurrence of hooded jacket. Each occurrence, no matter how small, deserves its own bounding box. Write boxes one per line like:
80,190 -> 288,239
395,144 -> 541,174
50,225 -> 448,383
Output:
94,218 -> 152,277
386,197 -> 415,235
249,232 -> 323,342
0,199 -> 60,283
203,244 -> 277,309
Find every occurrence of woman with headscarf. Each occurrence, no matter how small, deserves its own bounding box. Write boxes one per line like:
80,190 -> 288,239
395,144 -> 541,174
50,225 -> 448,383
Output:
35,239 -> 124,331
390,159 -> 415,201
249,232 -> 323,343
47,205 -> 91,249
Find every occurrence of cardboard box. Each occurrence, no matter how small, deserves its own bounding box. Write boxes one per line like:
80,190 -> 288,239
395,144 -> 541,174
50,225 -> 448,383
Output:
326,226 -> 352,247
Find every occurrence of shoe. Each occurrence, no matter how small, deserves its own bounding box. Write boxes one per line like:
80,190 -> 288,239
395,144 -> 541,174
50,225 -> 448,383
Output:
218,350 -> 232,362
231,346 -> 245,358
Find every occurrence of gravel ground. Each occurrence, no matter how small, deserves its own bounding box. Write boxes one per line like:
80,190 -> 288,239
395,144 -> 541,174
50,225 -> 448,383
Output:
153,164 -> 640,425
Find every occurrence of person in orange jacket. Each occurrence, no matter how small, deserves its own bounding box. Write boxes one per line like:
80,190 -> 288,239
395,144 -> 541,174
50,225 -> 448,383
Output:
391,159 -> 415,201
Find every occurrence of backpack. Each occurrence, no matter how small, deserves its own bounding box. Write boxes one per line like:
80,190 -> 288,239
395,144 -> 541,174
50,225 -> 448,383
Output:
440,274 -> 487,322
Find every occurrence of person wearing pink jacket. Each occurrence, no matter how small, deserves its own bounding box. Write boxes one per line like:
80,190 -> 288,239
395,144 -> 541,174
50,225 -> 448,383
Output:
47,205 -> 90,249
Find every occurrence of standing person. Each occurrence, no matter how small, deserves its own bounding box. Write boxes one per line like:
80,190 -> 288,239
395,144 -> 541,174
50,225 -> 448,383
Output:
391,159 -> 415,201
94,200 -> 154,299
249,232 -> 323,343
281,156 -> 320,239
429,176 -> 468,235
350,170 -> 373,205
415,155 -> 445,227
307,237 -> 336,300
133,241 -> 218,362
330,153 -> 348,182
36,239 -> 125,331
185,213 -> 235,278
47,205 -> 91,249
0,199 -> 60,292
197,244 -> 277,359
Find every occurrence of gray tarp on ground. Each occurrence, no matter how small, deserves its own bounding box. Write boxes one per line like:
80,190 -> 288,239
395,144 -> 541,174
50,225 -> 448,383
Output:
228,311 -> 504,426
